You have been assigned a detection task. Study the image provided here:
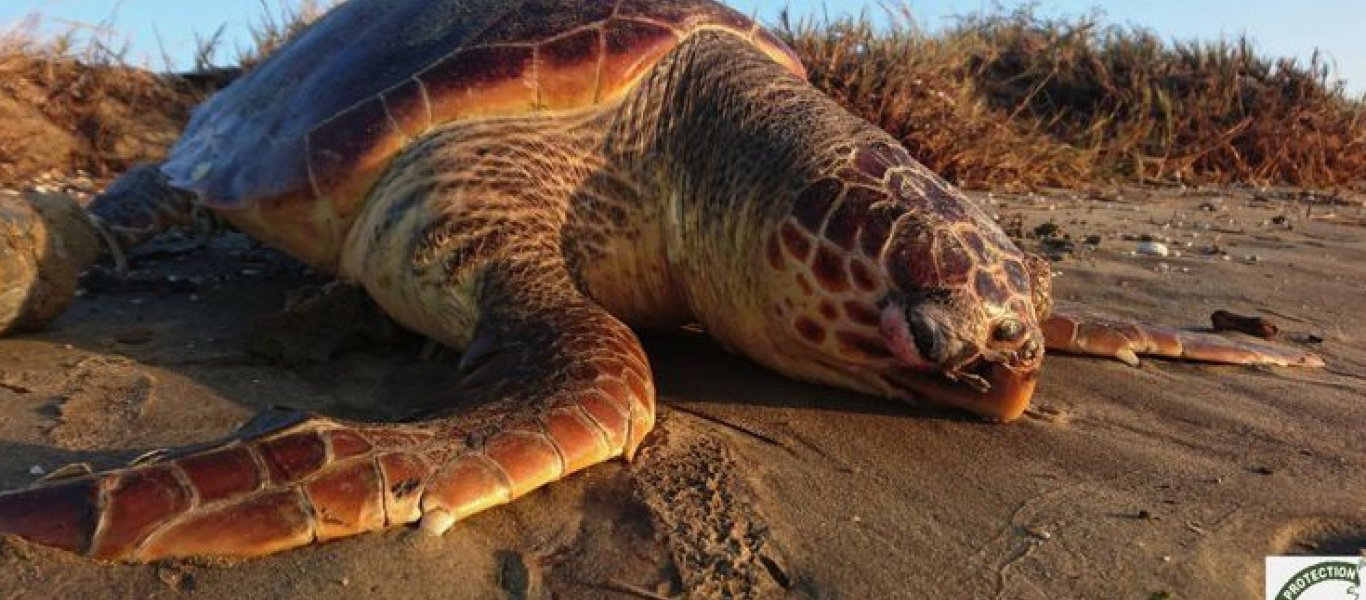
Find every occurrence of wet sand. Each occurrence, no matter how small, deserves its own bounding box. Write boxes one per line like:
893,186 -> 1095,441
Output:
0,187 -> 1362,599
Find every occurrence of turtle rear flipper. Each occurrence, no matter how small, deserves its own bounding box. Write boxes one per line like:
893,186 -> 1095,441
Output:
0,193 -> 101,334
87,163 -> 207,271
1042,307 -> 1324,368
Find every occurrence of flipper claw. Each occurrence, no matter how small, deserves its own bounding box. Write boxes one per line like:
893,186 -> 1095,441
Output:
1115,348 -> 1140,368
86,214 -> 129,275
35,462 -> 94,485
418,508 -> 455,536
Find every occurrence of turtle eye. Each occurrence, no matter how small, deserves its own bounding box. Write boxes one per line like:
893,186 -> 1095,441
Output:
908,312 -> 944,363
993,318 -> 1025,343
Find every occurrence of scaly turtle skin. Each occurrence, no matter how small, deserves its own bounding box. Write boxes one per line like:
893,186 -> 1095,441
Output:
0,0 -> 1322,561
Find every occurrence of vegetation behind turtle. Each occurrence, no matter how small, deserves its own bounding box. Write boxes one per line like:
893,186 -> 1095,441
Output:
1,2 -> 1361,193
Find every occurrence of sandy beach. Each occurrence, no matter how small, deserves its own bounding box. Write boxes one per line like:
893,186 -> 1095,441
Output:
0,186 -> 1362,599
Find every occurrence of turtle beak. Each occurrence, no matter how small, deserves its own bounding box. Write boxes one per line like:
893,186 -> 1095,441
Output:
887,361 -> 1038,422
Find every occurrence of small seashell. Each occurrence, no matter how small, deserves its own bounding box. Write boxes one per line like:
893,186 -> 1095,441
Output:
1136,241 -> 1170,257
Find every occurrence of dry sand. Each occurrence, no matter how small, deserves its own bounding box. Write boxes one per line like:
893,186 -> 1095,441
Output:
0,186 -> 1362,599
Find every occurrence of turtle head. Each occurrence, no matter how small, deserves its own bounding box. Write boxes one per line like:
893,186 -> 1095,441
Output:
760,140 -> 1047,421
872,283 -> 1045,422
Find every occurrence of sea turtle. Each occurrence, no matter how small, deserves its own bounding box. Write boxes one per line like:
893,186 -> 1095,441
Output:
0,0 -> 1322,561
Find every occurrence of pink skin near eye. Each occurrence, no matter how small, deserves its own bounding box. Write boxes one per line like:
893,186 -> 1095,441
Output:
879,303 -> 935,370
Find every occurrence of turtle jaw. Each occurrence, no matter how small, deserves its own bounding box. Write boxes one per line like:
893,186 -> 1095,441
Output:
884,361 -> 1038,422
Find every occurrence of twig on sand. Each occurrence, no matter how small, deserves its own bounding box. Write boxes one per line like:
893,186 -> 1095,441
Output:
599,579 -> 676,600
0,381 -> 32,394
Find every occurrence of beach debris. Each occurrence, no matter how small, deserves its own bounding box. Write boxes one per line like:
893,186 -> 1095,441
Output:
760,553 -> 793,589
0,380 -> 32,394
1024,526 -> 1053,540
1029,221 -> 1076,259
156,564 -> 197,592
1210,310 -> 1279,339
1136,241 -> 1170,257
1032,222 -> 1061,238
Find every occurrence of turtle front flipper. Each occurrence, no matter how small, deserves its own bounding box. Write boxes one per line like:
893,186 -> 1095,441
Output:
0,273 -> 654,561
0,411 -> 438,559
1041,304 -> 1324,368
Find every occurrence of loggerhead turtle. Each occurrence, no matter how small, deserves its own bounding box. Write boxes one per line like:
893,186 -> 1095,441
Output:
0,0 -> 1322,561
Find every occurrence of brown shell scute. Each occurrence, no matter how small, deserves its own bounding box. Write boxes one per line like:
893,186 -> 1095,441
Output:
307,96 -> 400,217
538,29 -> 604,108
600,21 -> 681,92
492,1 -> 618,40
382,79 -> 432,138
421,45 -> 536,118
615,0 -> 750,30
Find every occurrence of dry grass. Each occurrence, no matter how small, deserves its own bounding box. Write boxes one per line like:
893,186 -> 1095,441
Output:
781,5 -> 1366,190
0,2 -> 1361,191
0,2 -> 329,186
0,15 -> 196,184
780,7 -> 1092,190
232,0 -> 333,71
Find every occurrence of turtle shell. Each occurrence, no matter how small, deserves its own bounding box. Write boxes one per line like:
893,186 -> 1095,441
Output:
161,0 -> 804,266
